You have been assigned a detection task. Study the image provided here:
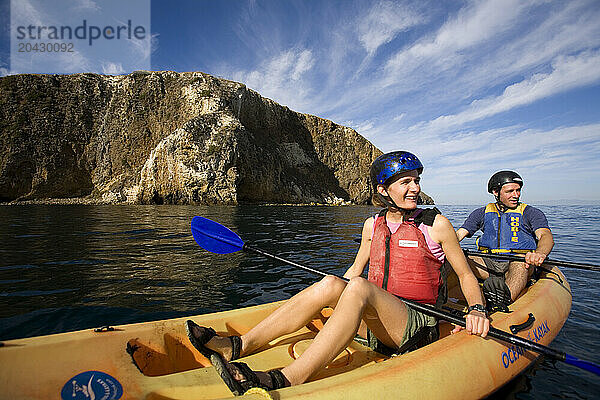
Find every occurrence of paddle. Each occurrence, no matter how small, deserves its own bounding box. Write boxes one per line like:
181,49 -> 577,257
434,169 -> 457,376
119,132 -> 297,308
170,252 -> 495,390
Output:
462,249 -> 600,273
190,216 -> 600,377
353,237 -> 600,273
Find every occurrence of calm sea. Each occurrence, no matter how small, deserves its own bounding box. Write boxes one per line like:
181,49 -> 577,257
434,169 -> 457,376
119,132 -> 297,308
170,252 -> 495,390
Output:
0,204 -> 598,398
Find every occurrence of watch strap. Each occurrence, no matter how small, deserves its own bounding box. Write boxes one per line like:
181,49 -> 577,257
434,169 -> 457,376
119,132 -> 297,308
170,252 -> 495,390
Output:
468,304 -> 486,314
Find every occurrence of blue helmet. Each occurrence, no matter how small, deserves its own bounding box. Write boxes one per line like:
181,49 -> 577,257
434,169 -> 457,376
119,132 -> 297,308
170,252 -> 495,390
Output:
370,151 -> 424,187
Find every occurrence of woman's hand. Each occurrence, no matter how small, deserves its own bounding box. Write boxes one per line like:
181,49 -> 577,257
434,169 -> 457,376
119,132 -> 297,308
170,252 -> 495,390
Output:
451,310 -> 490,337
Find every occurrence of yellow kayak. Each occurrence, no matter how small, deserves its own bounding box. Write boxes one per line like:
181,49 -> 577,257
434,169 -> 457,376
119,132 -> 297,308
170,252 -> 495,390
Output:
0,266 -> 571,399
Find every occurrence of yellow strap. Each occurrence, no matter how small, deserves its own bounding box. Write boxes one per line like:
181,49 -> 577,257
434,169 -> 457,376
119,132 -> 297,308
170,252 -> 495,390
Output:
491,249 -> 530,254
484,202 -> 528,214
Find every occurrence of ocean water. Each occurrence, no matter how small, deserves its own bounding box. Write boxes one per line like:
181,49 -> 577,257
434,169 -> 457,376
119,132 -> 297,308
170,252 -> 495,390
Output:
0,204 -> 598,399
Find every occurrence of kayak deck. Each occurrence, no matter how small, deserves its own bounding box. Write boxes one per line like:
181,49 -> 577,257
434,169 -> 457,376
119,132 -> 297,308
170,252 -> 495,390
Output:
126,306 -> 387,379
0,266 -> 571,400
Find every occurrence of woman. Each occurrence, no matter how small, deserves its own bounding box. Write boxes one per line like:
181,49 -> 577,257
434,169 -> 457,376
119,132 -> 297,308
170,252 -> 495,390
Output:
186,151 -> 489,395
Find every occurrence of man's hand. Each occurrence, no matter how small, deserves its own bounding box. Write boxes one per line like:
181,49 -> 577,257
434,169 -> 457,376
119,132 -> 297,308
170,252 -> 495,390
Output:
525,251 -> 547,268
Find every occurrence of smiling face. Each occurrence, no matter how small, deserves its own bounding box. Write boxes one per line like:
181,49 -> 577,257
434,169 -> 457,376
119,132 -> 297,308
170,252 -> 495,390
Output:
377,169 -> 421,210
494,183 -> 521,209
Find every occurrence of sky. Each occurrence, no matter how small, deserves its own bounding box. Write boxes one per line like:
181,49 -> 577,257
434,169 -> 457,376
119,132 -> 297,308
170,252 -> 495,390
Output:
1,0 -> 599,205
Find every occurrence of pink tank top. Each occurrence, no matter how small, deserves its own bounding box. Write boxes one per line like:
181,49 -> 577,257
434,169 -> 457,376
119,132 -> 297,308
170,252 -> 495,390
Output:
371,217 -> 445,262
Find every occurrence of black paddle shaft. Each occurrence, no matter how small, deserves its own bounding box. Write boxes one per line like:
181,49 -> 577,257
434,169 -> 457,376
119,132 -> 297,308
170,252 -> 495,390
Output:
463,249 -> 600,272
243,243 -> 567,361
243,244 -> 333,280
400,298 -> 567,361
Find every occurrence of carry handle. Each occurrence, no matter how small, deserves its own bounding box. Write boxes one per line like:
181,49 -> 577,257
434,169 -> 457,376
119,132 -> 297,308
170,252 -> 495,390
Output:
510,313 -> 535,334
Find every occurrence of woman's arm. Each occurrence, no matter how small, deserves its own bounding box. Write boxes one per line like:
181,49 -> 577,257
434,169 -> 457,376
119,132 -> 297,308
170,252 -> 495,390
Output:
343,217 -> 373,279
430,214 -> 490,337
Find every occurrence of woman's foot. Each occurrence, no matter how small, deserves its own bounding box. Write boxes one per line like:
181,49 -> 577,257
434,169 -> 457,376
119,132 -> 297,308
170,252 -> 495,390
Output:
214,360 -> 290,396
185,320 -> 242,361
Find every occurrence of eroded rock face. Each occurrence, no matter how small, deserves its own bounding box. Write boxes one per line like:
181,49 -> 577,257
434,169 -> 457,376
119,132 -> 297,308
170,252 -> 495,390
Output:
0,71 -> 433,205
137,113 -> 241,205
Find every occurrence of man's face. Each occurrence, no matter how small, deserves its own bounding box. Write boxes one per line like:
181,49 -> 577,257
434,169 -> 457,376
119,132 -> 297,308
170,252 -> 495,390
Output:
495,183 -> 521,209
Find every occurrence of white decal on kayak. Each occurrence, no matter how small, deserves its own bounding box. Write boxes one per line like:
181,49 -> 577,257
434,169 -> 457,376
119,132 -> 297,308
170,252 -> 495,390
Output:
61,371 -> 123,400
398,240 -> 418,247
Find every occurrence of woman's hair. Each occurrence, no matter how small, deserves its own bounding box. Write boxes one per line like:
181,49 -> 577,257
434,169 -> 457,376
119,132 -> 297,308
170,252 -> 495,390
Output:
371,192 -> 387,208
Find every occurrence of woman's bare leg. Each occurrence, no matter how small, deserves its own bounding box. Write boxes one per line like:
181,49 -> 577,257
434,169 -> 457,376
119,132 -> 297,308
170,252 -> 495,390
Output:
203,275 -> 347,360
280,277 -> 409,385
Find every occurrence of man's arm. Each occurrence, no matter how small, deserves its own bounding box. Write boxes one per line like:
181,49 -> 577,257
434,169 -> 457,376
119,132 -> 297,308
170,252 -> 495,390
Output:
523,206 -> 554,267
455,207 -> 485,242
525,228 -> 554,267
456,227 -> 470,242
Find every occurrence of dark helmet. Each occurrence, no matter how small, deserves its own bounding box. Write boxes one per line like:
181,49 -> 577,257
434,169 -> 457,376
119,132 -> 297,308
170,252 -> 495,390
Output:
370,151 -> 423,188
488,171 -> 523,194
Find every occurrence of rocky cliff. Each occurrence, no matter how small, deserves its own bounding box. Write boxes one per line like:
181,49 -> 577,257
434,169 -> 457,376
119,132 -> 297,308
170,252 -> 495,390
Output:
0,71 -> 433,205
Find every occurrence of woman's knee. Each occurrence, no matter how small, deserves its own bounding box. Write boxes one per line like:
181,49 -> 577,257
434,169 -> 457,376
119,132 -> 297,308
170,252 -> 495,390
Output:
312,275 -> 346,301
334,277 -> 373,310
344,277 -> 372,297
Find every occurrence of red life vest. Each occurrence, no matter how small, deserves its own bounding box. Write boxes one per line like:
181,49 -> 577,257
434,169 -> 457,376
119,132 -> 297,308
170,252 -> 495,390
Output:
368,210 -> 443,304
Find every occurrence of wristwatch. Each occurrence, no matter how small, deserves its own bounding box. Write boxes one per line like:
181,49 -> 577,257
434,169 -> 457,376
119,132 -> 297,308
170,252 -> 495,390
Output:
468,304 -> 487,314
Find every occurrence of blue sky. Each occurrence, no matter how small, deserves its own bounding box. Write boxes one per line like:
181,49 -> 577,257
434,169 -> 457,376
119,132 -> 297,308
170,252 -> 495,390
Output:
2,0 -> 600,204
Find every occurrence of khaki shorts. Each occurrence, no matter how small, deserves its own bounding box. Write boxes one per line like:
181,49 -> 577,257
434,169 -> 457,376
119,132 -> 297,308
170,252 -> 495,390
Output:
482,257 -> 511,275
401,304 -> 437,345
367,304 -> 437,356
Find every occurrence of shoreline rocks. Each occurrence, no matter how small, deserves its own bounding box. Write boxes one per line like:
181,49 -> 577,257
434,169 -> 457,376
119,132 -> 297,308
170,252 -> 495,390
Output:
0,71 -> 434,205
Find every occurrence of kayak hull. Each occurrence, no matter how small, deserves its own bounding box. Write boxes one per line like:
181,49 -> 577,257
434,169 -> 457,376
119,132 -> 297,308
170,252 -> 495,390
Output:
0,266 -> 571,399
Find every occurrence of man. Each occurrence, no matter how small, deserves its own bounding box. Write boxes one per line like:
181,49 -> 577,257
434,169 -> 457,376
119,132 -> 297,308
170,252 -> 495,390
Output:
456,171 -> 554,311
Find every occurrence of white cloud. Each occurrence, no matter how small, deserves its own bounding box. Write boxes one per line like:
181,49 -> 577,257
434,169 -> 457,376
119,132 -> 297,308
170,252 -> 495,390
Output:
291,50 -> 314,80
425,50 -> 600,131
10,0 -> 151,74
354,120 -> 375,135
438,125 -> 599,168
73,0 -> 100,12
11,0 -> 44,27
126,36 -> 153,65
321,1 -> 578,121
448,0 -> 600,101
206,0 -> 600,203
102,61 -> 125,75
358,0 -> 423,55
384,0 -> 530,81
418,123 -> 600,204
230,48 -> 315,109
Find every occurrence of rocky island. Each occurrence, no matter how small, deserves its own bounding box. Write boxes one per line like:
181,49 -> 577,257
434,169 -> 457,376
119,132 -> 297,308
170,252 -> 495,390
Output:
0,71 -> 433,205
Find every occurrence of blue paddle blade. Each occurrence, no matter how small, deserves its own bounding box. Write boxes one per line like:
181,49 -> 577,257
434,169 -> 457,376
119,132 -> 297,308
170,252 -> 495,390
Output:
565,354 -> 600,376
191,216 -> 245,254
